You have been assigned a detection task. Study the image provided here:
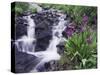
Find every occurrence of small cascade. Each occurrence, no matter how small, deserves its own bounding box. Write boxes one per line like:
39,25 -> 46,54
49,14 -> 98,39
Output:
14,4 -> 69,72
15,15 -> 36,52
27,15 -> 35,38
30,13 -> 67,72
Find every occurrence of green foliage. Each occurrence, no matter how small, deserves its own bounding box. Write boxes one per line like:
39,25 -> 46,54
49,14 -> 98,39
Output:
14,2 -> 29,15
12,2 -> 37,15
29,6 -> 37,13
64,28 -> 97,69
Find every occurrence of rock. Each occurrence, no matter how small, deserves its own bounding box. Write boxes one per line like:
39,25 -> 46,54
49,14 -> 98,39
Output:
56,42 -> 65,55
15,46 -> 40,73
35,35 -> 52,52
15,16 -> 27,40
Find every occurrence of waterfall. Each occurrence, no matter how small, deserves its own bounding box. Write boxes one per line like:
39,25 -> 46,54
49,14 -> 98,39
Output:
30,13 -> 67,72
27,15 -> 35,38
14,5 -> 68,72
15,15 -> 36,52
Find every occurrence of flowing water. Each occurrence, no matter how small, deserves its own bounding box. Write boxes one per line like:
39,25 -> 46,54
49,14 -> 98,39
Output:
14,4 -> 69,72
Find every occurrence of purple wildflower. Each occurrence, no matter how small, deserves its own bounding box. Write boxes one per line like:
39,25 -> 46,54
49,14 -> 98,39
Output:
66,28 -> 74,37
65,22 -> 76,38
82,15 -> 89,25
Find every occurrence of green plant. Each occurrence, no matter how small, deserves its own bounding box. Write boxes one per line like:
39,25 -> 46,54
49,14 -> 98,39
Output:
11,2 -> 37,15
65,28 -> 97,69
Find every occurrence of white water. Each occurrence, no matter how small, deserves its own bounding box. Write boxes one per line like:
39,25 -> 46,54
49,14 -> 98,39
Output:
15,15 -> 36,52
14,5 -> 67,72
27,15 -> 35,38
30,13 -> 67,72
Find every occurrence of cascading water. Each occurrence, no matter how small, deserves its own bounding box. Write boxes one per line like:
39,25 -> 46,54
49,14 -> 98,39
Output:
14,4 -> 69,72
15,15 -> 36,53
30,13 -> 68,72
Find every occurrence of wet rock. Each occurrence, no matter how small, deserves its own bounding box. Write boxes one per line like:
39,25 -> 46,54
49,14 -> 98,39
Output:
57,42 -> 65,55
15,46 -> 40,73
15,16 -> 27,40
35,35 -> 52,52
